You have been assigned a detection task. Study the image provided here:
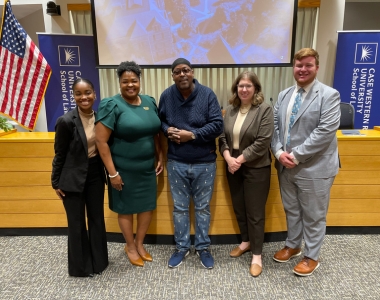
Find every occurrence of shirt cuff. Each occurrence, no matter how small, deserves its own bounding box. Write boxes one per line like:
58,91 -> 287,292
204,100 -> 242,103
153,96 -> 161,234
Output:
289,152 -> 299,165
275,149 -> 284,160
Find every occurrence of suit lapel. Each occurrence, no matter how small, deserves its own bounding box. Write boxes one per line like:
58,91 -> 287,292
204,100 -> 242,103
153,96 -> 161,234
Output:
239,105 -> 259,144
281,87 -> 295,134
227,106 -> 239,147
73,107 -> 88,154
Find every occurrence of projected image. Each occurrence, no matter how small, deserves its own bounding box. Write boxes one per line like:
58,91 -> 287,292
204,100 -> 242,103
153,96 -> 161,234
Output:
93,0 -> 295,66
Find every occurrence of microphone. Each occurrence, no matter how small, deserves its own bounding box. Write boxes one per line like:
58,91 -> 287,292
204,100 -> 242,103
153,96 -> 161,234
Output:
270,97 -> 274,108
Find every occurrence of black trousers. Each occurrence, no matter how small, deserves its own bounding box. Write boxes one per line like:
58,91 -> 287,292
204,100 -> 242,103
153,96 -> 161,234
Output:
62,156 -> 108,276
226,150 -> 271,254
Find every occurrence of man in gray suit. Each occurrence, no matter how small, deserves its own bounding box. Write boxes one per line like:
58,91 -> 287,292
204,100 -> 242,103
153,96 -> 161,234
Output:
271,48 -> 340,276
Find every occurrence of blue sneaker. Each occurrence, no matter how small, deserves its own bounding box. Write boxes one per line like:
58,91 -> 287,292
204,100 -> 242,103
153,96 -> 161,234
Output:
168,249 -> 190,268
196,249 -> 214,269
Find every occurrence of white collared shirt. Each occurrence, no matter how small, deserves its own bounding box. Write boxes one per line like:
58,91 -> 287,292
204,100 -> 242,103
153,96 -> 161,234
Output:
275,80 -> 316,164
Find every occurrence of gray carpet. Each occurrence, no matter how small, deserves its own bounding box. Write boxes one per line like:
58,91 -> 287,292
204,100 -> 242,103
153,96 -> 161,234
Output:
0,235 -> 379,299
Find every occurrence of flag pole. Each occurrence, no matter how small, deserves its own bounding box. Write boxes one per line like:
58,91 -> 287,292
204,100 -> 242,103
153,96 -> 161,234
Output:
1,0 -> 10,41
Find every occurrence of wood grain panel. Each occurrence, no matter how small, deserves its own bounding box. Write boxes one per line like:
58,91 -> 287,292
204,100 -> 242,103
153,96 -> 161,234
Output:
0,158 -> 52,172
67,4 -> 91,11
326,213 -> 380,226
66,3 -> 321,12
0,172 -> 51,186
338,141 -> 379,155
339,156 -> 380,171
298,0 -> 320,8
0,143 -> 54,157
331,185 -> 380,199
0,186 -> 55,200
1,131 -> 380,233
328,199 -> 380,213
0,200 -> 65,214
0,214 -> 67,227
334,171 -> 380,185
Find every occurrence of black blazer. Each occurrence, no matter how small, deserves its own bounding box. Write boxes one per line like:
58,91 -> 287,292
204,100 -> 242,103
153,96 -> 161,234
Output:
51,107 -> 105,192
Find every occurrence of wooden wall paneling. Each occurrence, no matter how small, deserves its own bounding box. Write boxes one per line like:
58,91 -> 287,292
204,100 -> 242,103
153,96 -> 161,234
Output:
0,158 -> 53,172
69,1 -> 321,12
67,4 -> 91,11
0,186 -> 55,200
298,0 -> 320,8
0,143 -> 54,157
1,130 -> 380,233
0,172 -> 51,186
331,185 -> 380,199
0,214 -> 67,227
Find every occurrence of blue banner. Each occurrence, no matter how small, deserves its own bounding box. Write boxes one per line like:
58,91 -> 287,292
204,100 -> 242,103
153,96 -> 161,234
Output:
37,34 -> 100,131
333,32 -> 380,129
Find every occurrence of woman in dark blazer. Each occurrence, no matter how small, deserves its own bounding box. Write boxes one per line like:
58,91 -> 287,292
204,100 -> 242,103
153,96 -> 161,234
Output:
51,78 -> 108,277
219,71 -> 274,277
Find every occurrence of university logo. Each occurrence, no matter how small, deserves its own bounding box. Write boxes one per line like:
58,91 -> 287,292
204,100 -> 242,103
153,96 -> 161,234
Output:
354,43 -> 378,64
58,45 -> 80,66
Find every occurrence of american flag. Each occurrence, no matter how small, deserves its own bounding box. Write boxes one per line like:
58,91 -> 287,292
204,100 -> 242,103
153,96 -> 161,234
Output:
0,1 -> 51,130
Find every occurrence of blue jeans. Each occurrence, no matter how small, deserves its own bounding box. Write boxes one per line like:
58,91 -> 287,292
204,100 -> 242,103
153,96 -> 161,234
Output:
167,160 -> 216,251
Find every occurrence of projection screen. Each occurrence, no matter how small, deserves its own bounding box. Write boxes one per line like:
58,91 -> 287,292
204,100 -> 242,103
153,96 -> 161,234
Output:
91,0 -> 298,68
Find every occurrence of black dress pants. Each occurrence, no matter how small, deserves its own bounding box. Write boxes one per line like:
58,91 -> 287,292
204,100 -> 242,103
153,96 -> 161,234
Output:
226,150 -> 271,254
62,156 -> 108,276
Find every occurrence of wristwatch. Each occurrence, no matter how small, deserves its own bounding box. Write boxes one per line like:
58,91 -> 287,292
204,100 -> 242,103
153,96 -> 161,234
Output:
190,132 -> 196,140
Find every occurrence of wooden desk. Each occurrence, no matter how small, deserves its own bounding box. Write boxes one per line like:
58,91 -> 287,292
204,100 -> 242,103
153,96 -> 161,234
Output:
1,130 -> 380,233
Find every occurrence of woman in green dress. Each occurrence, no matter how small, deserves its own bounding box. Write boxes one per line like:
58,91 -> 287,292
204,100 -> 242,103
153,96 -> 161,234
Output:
95,61 -> 163,267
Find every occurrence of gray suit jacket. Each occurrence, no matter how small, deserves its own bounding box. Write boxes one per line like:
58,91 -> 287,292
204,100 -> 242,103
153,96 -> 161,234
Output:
219,102 -> 273,168
271,80 -> 340,178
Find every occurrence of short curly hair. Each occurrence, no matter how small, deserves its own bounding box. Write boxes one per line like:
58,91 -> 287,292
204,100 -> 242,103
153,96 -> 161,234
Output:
116,61 -> 141,79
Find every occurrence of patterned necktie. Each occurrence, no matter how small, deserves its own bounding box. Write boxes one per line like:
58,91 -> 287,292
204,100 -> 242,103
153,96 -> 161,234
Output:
286,88 -> 305,149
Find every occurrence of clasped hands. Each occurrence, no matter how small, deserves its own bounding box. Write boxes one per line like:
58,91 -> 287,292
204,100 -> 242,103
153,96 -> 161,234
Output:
226,155 -> 246,174
279,152 -> 296,169
167,127 -> 193,144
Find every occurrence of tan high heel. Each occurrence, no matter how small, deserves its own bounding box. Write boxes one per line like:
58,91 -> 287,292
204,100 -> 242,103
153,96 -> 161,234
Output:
124,245 -> 144,267
137,248 -> 153,262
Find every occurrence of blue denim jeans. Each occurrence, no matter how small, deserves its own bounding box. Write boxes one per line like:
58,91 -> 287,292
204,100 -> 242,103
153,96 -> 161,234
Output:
167,160 -> 216,251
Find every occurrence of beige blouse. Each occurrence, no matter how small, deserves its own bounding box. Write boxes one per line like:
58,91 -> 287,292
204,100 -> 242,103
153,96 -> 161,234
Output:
78,108 -> 97,158
232,110 -> 249,150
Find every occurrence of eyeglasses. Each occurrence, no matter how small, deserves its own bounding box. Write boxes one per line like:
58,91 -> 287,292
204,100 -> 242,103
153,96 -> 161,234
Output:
172,68 -> 192,76
237,84 -> 254,90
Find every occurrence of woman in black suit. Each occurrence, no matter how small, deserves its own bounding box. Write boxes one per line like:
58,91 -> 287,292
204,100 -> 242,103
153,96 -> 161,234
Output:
51,78 -> 108,277
219,71 -> 273,277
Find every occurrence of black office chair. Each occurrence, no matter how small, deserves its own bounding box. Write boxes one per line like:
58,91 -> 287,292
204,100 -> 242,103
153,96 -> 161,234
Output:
339,102 -> 355,129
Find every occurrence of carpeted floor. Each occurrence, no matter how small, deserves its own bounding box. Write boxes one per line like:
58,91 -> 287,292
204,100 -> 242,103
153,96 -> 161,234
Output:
0,235 -> 379,300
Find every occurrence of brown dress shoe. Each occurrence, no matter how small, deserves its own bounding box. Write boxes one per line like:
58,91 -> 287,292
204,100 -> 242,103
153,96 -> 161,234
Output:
293,257 -> 320,276
250,263 -> 262,277
138,250 -> 153,262
273,246 -> 301,262
124,245 -> 144,267
230,245 -> 251,257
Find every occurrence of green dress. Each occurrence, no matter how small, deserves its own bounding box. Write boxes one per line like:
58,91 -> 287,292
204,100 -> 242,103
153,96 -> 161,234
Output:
96,94 -> 161,214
